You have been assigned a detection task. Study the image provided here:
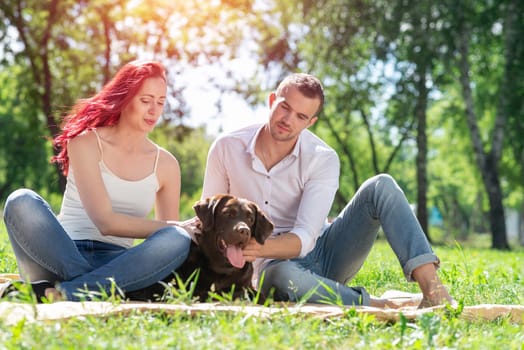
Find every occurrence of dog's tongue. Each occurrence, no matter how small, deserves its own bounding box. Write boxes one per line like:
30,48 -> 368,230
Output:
226,245 -> 246,268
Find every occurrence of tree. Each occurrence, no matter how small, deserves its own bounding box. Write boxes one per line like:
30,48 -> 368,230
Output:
376,1 -> 456,240
244,1 -> 431,222
445,0 -> 521,249
0,65 -> 55,200
0,0 -> 254,201
240,0 -> 524,246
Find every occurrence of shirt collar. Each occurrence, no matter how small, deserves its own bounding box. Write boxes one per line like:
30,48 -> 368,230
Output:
246,124 -> 264,157
246,124 -> 303,159
290,132 -> 302,158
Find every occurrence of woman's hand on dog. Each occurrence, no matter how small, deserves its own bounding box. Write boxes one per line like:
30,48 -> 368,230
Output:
169,216 -> 202,243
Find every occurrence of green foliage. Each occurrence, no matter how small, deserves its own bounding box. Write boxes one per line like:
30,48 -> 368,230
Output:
1,220 -> 523,348
0,0 -> 254,205
240,0 -> 524,244
1,0 -> 523,244
158,269 -> 201,304
150,125 -> 211,219
0,65 -> 58,201
1,1 -> 524,346
352,237 -> 524,306
426,94 -> 488,238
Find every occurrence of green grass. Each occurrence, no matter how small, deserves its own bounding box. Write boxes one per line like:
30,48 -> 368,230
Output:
1,221 -> 523,349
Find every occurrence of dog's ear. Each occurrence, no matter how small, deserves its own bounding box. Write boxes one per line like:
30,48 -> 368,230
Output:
252,203 -> 274,244
193,196 -> 216,229
193,194 -> 229,229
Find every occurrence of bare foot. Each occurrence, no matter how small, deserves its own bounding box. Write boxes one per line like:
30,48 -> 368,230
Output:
417,285 -> 456,309
44,287 -> 64,302
369,296 -> 420,309
412,263 -> 456,308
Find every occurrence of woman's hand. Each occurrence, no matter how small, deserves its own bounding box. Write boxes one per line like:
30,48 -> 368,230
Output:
169,216 -> 202,243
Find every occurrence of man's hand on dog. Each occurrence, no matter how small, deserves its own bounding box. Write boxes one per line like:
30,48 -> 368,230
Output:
242,237 -> 263,262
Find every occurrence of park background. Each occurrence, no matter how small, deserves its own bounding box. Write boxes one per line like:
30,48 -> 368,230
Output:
0,0 -> 523,251
1,2 -> 524,348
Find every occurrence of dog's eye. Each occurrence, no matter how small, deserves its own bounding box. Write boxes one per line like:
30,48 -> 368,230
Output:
222,209 -> 237,217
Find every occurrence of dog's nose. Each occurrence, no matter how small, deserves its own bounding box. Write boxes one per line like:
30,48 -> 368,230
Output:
235,224 -> 250,238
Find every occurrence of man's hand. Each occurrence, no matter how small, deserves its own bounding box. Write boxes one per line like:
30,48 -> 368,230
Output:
243,233 -> 302,261
242,237 -> 263,262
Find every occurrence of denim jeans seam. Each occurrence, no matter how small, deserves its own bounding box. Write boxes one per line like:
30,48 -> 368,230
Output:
5,215 -> 63,278
117,249 -> 189,290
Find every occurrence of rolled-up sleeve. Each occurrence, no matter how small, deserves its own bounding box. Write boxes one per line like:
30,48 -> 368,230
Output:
201,125 -> 340,260
292,148 -> 339,257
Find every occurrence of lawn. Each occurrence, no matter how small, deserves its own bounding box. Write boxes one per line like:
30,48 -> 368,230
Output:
1,220 -> 523,349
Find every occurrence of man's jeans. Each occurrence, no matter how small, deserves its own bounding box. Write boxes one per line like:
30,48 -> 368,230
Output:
3,188 -> 191,301
260,174 -> 439,306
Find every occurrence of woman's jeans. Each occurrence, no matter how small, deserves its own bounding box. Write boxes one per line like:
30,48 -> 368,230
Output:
3,189 -> 191,301
260,174 -> 439,306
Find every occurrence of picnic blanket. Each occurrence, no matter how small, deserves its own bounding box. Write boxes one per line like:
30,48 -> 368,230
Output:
2,274 -> 523,325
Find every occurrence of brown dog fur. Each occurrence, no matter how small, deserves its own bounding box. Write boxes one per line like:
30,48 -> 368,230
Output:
126,194 -> 273,302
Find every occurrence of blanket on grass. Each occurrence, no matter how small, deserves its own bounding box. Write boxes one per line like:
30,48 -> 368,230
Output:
2,274 -> 523,325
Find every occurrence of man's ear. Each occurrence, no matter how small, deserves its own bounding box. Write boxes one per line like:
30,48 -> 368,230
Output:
307,116 -> 318,128
268,92 -> 277,109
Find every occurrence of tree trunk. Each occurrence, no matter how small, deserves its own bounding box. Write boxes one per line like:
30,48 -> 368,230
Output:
415,64 -> 430,242
520,203 -> 524,246
456,21 -> 509,250
483,155 -> 510,249
5,0 -> 66,192
41,0 -> 66,192
323,115 -> 360,192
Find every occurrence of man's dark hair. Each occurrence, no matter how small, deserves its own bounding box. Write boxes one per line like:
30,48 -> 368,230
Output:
276,73 -> 324,117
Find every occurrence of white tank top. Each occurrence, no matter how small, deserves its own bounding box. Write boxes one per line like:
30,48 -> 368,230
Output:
58,129 -> 160,248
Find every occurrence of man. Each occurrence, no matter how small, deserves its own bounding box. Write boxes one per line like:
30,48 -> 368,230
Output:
202,73 -> 454,308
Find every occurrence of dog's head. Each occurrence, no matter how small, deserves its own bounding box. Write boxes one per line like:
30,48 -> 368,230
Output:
192,194 -> 274,270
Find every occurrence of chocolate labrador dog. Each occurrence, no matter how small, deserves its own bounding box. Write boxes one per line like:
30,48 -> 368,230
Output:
126,194 -> 274,302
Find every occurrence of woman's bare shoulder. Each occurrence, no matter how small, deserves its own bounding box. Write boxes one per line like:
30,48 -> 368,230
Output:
67,129 -> 98,150
157,146 -> 179,167
153,145 -> 180,181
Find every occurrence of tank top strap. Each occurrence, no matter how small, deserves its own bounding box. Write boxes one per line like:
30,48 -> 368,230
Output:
92,129 -> 104,160
153,145 -> 160,174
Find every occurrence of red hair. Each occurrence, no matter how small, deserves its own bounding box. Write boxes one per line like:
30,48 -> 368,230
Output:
52,60 -> 167,175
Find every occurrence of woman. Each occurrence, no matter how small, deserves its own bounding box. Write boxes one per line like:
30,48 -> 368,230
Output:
2,60 -> 198,302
